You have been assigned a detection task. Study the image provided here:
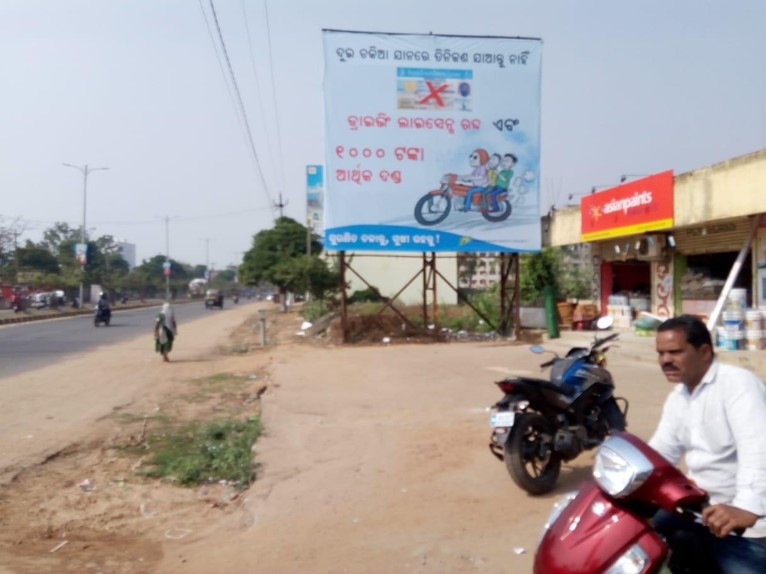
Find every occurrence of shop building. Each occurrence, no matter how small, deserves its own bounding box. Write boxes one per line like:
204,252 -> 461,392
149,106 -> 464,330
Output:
544,148 -> 766,330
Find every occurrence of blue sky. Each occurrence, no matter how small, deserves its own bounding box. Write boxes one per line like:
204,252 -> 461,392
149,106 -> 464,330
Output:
2,0 -> 765,268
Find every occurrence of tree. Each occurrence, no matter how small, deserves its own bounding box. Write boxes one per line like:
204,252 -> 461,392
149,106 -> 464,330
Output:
239,217 -> 337,303
519,248 -> 563,305
0,217 -> 26,283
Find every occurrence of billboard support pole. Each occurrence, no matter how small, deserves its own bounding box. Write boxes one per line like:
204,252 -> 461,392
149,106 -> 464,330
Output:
498,253 -> 521,338
421,253 -> 439,332
339,251 -> 348,343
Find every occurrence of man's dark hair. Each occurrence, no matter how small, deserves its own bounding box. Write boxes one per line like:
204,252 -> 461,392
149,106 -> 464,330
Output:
657,314 -> 713,349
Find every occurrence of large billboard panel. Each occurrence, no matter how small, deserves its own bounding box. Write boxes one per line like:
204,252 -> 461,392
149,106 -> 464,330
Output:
580,170 -> 674,241
306,165 -> 324,242
323,30 -> 543,253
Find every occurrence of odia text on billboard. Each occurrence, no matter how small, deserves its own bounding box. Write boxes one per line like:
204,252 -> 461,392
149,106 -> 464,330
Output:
322,30 -> 542,253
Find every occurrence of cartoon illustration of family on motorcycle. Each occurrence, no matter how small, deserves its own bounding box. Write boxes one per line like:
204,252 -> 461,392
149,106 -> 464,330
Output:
414,147 -> 526,226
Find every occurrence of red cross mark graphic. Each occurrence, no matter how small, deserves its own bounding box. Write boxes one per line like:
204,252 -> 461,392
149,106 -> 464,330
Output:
418,81 -> 448,107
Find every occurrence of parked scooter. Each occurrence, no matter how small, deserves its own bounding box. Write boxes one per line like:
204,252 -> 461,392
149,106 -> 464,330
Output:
534,431 -> 723,573
488,316 -> 627,494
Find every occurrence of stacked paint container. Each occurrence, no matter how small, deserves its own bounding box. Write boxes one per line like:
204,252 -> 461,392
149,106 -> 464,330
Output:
745,308 -> 764,350
720,288 -> 761,351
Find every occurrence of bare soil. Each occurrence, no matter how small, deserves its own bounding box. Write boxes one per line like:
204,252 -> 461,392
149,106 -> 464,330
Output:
0,303 -> 664,574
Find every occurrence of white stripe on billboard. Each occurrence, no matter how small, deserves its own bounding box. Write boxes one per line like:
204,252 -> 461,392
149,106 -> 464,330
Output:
323,30 -> 542,253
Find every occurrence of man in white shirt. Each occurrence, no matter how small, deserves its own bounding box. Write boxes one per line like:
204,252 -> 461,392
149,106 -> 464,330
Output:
649,314 -> 766,574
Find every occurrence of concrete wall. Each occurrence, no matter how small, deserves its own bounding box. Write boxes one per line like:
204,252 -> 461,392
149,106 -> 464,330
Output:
674,149 -> 766,226
340,251 -> 459,305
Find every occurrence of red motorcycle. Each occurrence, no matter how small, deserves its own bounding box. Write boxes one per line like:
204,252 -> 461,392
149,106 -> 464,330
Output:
534,431 -> 711,573
413,173 -> 512,226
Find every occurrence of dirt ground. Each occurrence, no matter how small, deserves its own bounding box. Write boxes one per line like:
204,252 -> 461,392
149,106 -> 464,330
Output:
0,303 -> 665,574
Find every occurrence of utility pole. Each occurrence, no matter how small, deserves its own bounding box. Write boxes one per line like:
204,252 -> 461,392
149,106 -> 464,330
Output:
273,193 -> 288,218
62,163 -> 109,306
200,238 -> 212,281
13,228 -> 20,285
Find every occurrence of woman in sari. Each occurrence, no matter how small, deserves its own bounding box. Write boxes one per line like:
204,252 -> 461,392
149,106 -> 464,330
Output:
154,302 -> 178,362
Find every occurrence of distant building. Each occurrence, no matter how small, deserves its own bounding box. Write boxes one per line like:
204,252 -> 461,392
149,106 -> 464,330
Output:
457,253 -> 501,289
116,241 -> 136,270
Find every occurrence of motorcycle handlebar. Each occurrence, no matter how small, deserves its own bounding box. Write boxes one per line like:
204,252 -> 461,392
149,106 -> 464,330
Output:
539,359 -> 555,369
593,332 -> 620,349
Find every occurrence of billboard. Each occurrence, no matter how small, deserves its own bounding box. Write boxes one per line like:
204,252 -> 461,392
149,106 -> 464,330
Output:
74,243 -> 88,265
323,30 -> 543,253
580,170 -> 674,241
306,165 -> 325,242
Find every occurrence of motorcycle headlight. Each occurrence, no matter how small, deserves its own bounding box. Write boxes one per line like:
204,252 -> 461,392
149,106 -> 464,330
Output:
538,491 -> 578,543
603,543 -> 649,574
593,436 -> 653,497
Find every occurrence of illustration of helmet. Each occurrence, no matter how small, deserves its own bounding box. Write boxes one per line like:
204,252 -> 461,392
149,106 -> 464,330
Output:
469,148 -> 489,166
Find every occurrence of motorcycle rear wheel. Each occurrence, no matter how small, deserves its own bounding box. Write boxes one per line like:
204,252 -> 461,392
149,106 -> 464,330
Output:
481,199 -> 512,222
504,412 -> 561,495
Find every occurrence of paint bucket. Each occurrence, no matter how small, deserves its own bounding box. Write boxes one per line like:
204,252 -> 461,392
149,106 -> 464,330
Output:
727,288 -> 748,310
723,309 -> 745,333
723,330 -> 744,351
746,330 -> 763,351
716,327 -> 728,348
745,309 -> 763,331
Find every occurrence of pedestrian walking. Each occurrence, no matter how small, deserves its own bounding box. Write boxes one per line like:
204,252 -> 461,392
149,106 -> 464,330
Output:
154,302 -> 178,362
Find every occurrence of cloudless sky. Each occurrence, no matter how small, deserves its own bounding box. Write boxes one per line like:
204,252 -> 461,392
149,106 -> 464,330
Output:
2,0 -> 765,269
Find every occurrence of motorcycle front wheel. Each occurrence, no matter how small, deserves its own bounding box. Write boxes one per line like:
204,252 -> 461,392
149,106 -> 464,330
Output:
504,412 -> 561,495
414,192 -> 451,226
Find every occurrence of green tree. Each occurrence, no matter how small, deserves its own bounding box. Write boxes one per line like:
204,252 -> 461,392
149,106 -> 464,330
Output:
126,255 -> 190,299
16,242 -> 60,274
239,217 -> 337,302
519,248 -> 563,305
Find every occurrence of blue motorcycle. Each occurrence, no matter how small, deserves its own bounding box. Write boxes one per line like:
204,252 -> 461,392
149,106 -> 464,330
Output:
488,318 -> 628,495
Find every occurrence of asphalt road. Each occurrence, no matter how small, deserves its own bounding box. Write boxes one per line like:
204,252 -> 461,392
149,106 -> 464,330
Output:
0,300 -> 253,379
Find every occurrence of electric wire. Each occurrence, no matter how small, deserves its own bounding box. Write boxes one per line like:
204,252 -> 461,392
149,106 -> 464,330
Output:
263,0 -> 288,202
241,0 -> 281,196
197,0 -> 248,149
208,0 -> 275,213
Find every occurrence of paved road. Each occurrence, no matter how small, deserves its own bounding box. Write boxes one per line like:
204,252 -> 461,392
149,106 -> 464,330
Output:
0,300 -> 255,379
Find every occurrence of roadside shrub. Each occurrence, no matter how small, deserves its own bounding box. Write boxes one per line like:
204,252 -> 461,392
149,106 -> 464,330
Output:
140,417 -> 261,490
302,299 -> 329,322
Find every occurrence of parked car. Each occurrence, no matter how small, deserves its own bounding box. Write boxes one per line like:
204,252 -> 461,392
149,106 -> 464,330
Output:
204,289 -> 224,309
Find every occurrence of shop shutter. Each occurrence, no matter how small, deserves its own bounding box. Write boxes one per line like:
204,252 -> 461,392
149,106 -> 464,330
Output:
673,218 -> 752,255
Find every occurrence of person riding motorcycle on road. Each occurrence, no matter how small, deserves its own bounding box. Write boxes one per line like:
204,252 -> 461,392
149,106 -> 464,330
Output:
649,315 -> 766,573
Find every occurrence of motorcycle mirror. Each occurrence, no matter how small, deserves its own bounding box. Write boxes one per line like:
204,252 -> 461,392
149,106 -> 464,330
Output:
529,345 -> 546,354
595,316 -> 614,330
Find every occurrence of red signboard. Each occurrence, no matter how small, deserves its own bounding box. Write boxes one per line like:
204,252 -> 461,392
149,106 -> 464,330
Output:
580,170 -> 674,241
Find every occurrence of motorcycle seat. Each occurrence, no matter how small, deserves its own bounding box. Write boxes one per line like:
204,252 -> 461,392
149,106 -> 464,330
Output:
506,376 -> 574,396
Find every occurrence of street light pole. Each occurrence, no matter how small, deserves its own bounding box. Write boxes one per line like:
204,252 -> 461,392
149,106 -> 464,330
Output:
200,238 -> 212,281
157,215 -> 178,301
164,216 -> 171,301
63,163 -> 109,307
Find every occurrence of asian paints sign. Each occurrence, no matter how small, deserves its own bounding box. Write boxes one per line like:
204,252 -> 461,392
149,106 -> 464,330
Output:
322,30 -> 543,253
581,171 -> 674,241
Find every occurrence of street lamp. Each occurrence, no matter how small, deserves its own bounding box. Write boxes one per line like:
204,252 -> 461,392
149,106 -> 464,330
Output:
62,163 -> 109,307
157,215 -> 178,301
